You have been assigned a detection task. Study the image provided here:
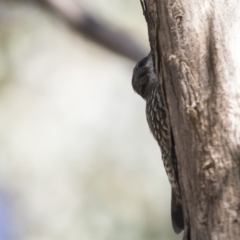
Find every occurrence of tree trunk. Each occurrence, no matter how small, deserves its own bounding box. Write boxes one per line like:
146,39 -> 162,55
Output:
141,0 -> 240,239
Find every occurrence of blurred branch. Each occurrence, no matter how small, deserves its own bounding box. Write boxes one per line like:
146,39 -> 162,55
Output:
39,0 -> 147,61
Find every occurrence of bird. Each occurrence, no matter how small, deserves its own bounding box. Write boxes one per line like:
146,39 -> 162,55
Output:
132,52 -> 184,233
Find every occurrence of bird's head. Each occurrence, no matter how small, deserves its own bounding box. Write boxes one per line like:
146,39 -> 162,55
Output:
132,53 -> 154,99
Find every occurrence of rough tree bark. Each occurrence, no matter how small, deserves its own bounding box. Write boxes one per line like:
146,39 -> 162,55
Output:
141,0 -> 240,239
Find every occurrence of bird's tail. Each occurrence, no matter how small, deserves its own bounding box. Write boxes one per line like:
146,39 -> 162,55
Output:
171,188 -> 184,234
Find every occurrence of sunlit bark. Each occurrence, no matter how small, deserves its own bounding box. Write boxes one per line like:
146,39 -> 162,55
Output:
142,0 -> 240,239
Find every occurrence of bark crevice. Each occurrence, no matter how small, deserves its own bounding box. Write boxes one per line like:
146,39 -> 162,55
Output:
142,0 -> 240,239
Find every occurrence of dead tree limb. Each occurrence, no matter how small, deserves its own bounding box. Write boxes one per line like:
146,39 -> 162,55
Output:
142,0 -> 240,239
39,0 -> 148,61
3,0 -> 147,61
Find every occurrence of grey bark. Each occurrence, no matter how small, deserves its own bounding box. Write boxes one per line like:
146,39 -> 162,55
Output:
141,0 -> 240,239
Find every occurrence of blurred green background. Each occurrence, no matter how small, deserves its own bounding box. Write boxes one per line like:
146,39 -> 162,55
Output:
0,1 -> 182,240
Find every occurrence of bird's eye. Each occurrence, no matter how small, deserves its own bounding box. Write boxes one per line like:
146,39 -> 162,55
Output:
137,56 -> 148,68
137,61 -> 145,68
